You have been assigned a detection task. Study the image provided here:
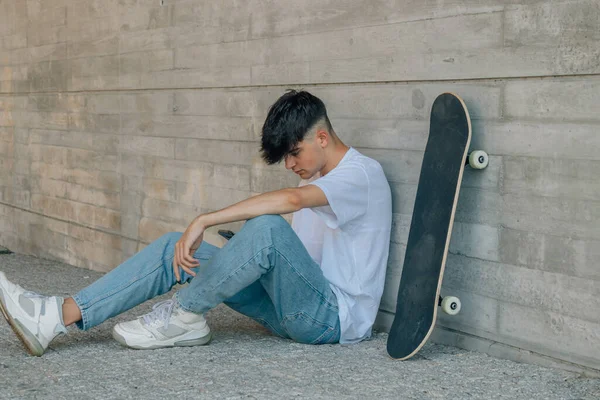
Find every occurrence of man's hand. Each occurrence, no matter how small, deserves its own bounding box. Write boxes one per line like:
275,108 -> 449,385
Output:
173,219 -> 206,282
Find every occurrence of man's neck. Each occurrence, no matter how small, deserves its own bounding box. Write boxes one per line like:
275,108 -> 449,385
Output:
320,144 -> 350,176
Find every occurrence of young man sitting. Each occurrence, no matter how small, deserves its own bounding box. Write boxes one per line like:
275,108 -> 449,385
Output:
0,90 -> 392,356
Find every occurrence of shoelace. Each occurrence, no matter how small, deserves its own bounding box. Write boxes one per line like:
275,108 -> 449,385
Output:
142,299 -> 177,329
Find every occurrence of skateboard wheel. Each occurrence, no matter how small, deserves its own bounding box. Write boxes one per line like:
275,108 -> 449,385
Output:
468,150 -> 489,169
441,296 -> 461,315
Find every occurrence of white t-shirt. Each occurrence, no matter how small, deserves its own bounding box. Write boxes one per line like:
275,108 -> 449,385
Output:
291,147 -> 392,344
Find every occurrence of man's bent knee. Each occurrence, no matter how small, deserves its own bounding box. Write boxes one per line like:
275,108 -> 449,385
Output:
243,215 -> 288,231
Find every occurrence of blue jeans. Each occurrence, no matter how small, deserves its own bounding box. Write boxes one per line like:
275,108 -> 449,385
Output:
72,215 -> 341,345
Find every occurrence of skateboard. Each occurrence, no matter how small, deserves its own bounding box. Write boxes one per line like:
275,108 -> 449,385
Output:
386,92 -> 488,360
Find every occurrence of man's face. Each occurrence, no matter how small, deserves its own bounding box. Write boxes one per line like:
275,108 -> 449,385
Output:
283,135 -> 324,180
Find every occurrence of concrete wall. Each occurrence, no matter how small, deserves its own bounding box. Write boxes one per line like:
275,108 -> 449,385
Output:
0,0 -> 598,375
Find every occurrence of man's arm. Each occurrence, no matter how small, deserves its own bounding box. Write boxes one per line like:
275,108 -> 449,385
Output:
196,184 -> 328,229
172,184 -> 328,281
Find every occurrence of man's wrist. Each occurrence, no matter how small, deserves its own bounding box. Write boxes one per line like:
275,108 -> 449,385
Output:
193,214 -> 210,230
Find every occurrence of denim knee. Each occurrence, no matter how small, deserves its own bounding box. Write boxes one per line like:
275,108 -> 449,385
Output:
243,215 -> 287,231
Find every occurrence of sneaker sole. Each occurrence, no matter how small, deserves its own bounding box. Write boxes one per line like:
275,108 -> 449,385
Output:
0,290 -> 44,356
112,329 -> 213,350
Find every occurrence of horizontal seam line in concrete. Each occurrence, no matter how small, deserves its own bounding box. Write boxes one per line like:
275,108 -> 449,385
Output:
0,200 -> 146,246
445,249 -> 600,278
436,292 -> 600,328
8,10 -> 503,57
159,10 -> 505,52
3,110 -> 600,124
2,72 -> 600,95
11,135 -> 600,155
6,117 -> 600,128
4,13 -> 500,60
434,325 -> 600,377
21,193 -> 121,211
394,223 -> 600,246
439,279 -> 600,320
381,252 -> 600,310
382,250 -> 597,284
381,288 -> 600,330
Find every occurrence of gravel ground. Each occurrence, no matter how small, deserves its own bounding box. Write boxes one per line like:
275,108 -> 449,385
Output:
1,253 -> 598,399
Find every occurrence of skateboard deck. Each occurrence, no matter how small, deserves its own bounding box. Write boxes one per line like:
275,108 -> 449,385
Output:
386,92 -> 472,360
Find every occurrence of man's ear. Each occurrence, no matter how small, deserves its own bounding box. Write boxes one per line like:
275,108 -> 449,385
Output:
316,129 -> 329,148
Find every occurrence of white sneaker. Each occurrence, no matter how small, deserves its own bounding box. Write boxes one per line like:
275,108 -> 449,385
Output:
0,271 -> 68,356
112,297 -> 212,350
